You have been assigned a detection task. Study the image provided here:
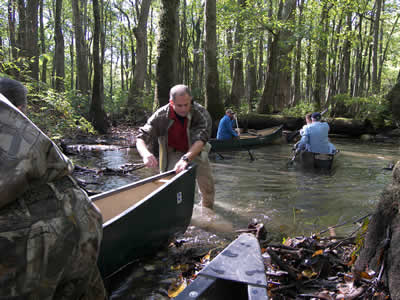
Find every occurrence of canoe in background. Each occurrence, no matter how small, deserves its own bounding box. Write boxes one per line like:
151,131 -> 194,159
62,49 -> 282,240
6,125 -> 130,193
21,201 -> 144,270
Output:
91,165 -> 197,278
210,125 -> 283,152
175,233 -> 268,300
294,150 -> 337,170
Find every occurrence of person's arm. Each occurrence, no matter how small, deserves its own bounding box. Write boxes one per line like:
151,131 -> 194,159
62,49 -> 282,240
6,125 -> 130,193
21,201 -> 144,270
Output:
174,140 -> 204,173
136,138 -> 158,169
230,119 -> 239,136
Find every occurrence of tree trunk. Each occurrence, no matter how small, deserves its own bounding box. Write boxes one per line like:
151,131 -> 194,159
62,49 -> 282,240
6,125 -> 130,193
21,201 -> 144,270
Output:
204,0 -> 224,121
8,0 -> 18,60
258,0 -> 297,113
39,0 -> 47,84
293,0 -> 304,106
354,161 -> 400,298
25,0 -> 40,81
227,0 -> 245,109
127,0 -> 152,110
338,13 -> 351,94
72,0 -> 89,94
54,0 -> 64,91
313,2 -> 329,111
387,70 -> 400,124
154,0 -> 179,108
192,14 -> 202,94
372,0 -> 382,94
90,0 -> 108,133
246,40 -> 257,112
257,34 -> 264,92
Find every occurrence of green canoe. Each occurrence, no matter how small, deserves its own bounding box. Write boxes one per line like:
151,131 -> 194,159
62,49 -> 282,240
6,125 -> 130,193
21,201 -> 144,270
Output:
91,165 -> 197,278
210,125 -> 283,152
294,150 -> 338,170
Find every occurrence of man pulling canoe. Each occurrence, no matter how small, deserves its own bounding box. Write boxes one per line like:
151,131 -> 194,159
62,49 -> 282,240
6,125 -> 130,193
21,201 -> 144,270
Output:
136,84 -> 215,209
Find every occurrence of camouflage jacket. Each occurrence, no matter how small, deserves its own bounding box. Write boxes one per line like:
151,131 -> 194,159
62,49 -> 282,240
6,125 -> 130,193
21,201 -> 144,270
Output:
136,102 -> 212,171
0,94 -> 73,209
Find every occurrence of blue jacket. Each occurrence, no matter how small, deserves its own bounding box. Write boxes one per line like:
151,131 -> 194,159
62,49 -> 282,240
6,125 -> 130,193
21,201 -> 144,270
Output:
297,121 -> 336,154
217,115 -> 238,140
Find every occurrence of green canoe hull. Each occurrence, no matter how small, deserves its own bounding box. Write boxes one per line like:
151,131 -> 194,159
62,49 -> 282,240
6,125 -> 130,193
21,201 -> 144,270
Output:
91,165 -> 197,278
210,125 -> 283,152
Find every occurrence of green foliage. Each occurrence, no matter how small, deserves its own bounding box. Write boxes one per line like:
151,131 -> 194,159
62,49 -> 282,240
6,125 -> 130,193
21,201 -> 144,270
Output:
330,94 -> 391,127
27,88 -> 95,140
282,102 -> 315,118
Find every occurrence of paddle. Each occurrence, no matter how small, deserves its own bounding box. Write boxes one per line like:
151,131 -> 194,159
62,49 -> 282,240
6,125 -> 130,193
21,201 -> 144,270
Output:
234,115 -> 255,161
287,108 -> 329,143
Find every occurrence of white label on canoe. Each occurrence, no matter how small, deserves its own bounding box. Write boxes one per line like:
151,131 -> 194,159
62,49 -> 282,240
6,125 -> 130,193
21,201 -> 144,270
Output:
177,192 -> 183,204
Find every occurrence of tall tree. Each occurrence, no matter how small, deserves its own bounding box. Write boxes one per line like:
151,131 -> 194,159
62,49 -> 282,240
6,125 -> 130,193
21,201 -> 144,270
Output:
21,0 -> 40,81
258,0 -> 297,113
154,0 -> 179,108
372,0 -> 382,93
204,0 -> 224,120
39,0 -> 48,84
313,1 -> 329,111
54,0 -> 65,91
90,0 -> 108,133
127,0 -> 152,110
72,0 -> 89,94
227,0 -> 245,108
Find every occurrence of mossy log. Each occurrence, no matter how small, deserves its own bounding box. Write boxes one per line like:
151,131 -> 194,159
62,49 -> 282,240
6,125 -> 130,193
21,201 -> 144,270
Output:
236,113 -> 303,131
327,118 -> 374,137
235,114 -> 373,136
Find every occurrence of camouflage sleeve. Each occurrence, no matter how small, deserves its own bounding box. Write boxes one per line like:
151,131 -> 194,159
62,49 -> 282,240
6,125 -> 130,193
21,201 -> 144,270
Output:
190,104 -> 212,144
0,95 -> 73,209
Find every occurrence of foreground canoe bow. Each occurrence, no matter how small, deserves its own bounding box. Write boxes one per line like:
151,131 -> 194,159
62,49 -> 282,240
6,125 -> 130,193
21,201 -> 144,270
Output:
91,165 -> 197,278
210,125 -> 283,152
175,233 -> 268,300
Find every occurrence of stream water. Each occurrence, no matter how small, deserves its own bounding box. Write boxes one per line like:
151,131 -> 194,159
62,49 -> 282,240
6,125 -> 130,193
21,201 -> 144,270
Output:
71,138 -> 398,299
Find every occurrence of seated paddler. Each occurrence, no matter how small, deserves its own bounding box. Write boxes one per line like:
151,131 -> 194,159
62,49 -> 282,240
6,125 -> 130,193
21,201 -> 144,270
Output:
216,108 -> 240,140
296,112 -> 336,154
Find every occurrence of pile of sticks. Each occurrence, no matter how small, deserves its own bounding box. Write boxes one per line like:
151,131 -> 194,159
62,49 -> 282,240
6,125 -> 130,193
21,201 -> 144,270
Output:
262,227 -> 389,299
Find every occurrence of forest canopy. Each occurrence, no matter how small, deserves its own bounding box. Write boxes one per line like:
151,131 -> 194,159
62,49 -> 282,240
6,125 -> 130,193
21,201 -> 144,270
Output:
0,0 -> 399,136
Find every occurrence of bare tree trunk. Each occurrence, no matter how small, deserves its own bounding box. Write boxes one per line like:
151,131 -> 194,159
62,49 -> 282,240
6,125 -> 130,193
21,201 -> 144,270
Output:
154,0 -> 179,108
39,0 -> 47,84
120,34 -> 124,91
204,0 -> 224,121
258,0 -> 297,113
127,0 -> 152,110
90,0 -> 108,133
313,2 -> 329,111
305,43 -> 312,102
191,12 -> 202,93
293,0 -> 304,106
25,0 -> 40,81
338,13 -> 351,94
70,34 -> 74,90
228,0 -> 245,108
257,34 -> 264,92
8,0 -> 18,60
246,40 -> 257,111
72,0 -> 89,93
372,0 -> 382,94
54,0 -> 64,91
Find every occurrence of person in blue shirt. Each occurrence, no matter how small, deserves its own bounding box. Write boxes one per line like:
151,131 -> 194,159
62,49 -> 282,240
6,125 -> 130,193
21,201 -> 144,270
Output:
296,112 -> 336,154
217,109 -> 240,140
